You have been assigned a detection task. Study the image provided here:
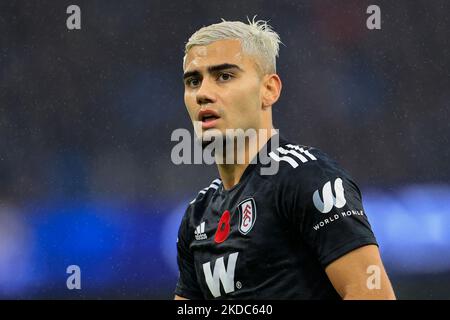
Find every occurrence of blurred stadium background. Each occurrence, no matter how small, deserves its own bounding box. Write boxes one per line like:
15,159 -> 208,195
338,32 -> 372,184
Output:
0,0 -> 449,299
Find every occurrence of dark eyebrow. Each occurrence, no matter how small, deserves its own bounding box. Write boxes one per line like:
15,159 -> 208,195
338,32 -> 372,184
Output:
208,63 -> 243,74
183,70 -> 201,81
183,63 -> 243,81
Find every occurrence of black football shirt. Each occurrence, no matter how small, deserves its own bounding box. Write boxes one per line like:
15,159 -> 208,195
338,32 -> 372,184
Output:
175,135 -> 378,299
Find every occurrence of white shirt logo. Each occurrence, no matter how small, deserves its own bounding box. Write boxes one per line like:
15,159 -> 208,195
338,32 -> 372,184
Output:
313,178 -> 347,213
202,252 -> 239,298
238,198 -> 257,235
194,221 -> 207,240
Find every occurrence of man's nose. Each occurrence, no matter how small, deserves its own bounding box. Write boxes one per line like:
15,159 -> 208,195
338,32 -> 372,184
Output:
196,78 -> 216,106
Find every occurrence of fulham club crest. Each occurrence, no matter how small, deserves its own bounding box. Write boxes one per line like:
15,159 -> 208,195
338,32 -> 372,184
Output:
238,198 -> 257,235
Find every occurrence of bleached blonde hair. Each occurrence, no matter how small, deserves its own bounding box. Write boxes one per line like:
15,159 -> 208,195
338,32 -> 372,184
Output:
184,17 -> 282,75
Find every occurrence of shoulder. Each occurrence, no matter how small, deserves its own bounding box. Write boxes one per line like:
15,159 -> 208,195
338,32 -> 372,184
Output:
178,178 -> 222,235
264,140 -> 357,196
264,140 -> 366,222
181,178 -> 222,223
188,178 -> 222,206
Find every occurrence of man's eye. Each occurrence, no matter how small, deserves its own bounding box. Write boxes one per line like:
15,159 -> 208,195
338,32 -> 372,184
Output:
186,78 -> 200,87
218,73 -> 232,81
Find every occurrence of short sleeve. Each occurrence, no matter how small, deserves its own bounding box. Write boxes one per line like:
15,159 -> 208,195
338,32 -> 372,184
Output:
174,207 -> 203,299
279,154 -> 378,268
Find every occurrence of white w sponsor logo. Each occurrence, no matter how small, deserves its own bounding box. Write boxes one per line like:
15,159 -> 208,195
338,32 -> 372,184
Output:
313,178 -> 347,213
202,252 -> 239,298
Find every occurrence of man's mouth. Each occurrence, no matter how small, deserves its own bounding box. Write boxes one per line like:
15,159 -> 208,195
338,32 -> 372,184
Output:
202,114 -> 220,123
198,110 -> 221,129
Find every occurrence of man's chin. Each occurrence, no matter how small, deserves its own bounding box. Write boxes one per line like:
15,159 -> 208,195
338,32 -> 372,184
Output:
199,129 -> 226,149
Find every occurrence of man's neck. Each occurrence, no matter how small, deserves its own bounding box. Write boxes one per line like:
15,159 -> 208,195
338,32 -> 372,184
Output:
216,128 -> 275,190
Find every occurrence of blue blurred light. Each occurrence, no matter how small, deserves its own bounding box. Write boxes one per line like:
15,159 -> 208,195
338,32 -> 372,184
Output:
365,184 -> 450,273
2,184 -> 449,298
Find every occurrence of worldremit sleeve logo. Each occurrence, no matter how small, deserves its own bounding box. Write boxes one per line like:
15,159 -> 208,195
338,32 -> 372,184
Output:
312,178 -> 347,213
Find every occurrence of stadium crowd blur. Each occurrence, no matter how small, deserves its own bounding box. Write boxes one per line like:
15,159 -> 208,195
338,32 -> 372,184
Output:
1,1 -> 449,298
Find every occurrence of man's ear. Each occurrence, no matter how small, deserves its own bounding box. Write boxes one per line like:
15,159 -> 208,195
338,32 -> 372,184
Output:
261,74 -> 282,109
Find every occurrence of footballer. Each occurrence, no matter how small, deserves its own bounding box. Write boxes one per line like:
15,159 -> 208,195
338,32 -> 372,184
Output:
174,19 -> 396,300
